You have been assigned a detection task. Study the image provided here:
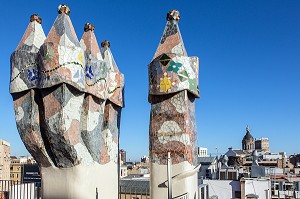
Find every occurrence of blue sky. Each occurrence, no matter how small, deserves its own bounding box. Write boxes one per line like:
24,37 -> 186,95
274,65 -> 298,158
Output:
1,0 -> 300,161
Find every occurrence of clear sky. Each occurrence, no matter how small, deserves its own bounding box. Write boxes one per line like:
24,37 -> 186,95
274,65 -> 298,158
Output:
1,0 -> 300,161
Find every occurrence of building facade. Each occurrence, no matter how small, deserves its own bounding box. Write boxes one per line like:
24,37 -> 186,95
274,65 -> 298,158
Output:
198,157 -> 218,179
10,156 -> 34,182
255,138 -> 270,153
198,147 -> 209,157
120,149 -> 126,164
0,140 -> 10,180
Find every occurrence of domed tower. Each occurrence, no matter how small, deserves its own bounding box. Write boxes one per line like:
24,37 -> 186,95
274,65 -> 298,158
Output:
242,126 -> 254,153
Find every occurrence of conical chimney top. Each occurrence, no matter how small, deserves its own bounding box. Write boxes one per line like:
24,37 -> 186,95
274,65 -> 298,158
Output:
16,14 -> 46,52
80,23 -> 102,60
10,14 -> 46,93
152,9 -> 187,59
101,40 -> 119,72
45,4 -> 80,47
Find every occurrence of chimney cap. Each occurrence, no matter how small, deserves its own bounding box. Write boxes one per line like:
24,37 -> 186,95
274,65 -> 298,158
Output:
30,14 -> 42,24
167,10 -> 180,22
101,40 -> 110,48
58,4 -> 70,15
84,23 -> 95,32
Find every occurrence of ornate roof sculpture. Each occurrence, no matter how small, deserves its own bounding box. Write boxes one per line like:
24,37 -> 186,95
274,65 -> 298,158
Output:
148,10 -> 199,165
148,10 -> 200,199
10,4 -> 124,199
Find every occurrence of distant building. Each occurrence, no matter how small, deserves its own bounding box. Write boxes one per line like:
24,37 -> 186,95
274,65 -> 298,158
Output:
141,156 -> 149,163
255,138 -> 270,153
0,140 -> 10,180
10,156 -> 37,182
219,155 -> 239,180
120,177 -> 149,199
198,147 -> 209,157
200,178 -> 271,199
120,174 -> 150,198
225,147 -> 246,167
242,126 -> 271,154
290,154 -> 300,169
120,164 -> 128,178
198,156 -> 218,179
10,158 -> 22,182
119,149 -> 126,164
243,152 -> 287,170
242,126 -> 255,153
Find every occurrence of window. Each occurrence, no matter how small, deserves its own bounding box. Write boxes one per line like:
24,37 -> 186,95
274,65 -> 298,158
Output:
235,191 -> 241,198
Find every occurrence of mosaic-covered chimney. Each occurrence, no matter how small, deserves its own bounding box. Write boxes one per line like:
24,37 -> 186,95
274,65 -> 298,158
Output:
148,10 -> 200,199
10,4 -> 124,199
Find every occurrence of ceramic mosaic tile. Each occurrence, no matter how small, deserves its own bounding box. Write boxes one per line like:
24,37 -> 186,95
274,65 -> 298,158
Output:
149,10 -> 199,166
10,5 -> 124,168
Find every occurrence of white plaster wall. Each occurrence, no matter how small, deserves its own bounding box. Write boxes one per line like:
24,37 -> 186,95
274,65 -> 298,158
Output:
203,179 -> 240,199
151,161 -> 198,199
244,179 -> 270,199
41,161 -> 118,199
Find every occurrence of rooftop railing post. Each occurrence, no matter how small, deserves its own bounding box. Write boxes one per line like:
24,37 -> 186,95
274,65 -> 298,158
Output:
167,151 -> 172,199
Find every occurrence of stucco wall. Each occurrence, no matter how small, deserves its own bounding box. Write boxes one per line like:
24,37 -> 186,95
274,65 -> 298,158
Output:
244,179 -> 270,199
203,179 -> 240,199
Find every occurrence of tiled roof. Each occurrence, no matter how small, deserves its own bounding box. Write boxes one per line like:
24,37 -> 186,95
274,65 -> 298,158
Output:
120,179 -> 149,195
233,150 -> 246,155
198,157 -> 217,164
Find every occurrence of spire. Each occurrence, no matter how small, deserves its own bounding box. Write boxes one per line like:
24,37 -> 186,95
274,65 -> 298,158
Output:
246,125 -> 250,133
152,10 -> 187,60
80,23 -> 103,61
16,14 -> 46,53
243,125 -> 254,141
45,4 -> 80,47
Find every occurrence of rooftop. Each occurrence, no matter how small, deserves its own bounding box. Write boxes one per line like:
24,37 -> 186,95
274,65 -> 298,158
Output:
198,156 -> 217,165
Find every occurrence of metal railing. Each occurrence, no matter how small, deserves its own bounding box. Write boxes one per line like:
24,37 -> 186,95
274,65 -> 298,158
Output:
0,180 -> 41,199
1,180 -> 150,199
119,187 -> 150,199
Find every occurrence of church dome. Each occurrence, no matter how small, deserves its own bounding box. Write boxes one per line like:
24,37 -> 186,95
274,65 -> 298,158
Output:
243,127 -> 254,141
